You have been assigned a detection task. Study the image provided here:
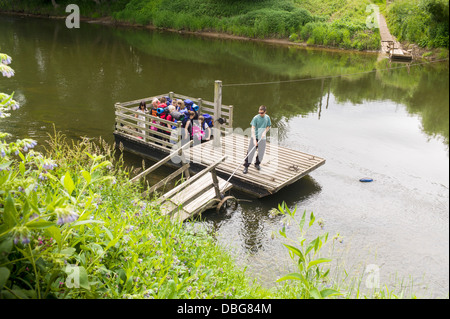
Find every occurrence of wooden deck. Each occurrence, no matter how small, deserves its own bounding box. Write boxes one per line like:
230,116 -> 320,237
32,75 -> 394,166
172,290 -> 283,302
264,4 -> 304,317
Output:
114,86 -> 326,198
183,133 -> 326,197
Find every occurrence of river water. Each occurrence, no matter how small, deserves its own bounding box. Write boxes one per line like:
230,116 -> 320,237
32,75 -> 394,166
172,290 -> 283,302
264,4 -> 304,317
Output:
1,15 -> 448,298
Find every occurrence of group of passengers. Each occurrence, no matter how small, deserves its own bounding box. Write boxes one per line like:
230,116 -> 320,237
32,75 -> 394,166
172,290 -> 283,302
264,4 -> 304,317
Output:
134,96 -> 213,144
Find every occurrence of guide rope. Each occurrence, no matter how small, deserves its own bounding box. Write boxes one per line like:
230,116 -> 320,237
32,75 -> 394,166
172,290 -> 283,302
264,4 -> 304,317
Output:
222,58 -> 449,87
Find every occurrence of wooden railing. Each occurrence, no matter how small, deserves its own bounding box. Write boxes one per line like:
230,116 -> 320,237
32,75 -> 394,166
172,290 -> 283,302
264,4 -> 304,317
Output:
115,103 -> 183,150
129,141 -> 193,197
114,81 -> 233,148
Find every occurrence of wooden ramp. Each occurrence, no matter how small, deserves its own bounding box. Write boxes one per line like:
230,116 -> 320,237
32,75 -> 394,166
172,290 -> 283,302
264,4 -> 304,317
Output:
377,12 -> 412,61
156,156 -> 233,222
183,133 -> 326,197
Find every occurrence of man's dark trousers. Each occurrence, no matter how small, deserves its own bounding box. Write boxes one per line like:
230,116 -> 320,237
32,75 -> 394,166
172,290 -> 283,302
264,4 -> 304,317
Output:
244,138 -> 266,168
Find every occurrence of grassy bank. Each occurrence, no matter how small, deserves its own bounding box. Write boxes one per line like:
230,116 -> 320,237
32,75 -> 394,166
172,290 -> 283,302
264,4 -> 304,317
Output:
0,130 -> 276,298
0,0 -> 380,50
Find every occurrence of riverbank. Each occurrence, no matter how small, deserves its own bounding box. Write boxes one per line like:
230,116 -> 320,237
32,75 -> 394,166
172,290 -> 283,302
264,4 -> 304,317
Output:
0,10 -> 379,57
0,0 -> 382,52
2,8 -> 447,61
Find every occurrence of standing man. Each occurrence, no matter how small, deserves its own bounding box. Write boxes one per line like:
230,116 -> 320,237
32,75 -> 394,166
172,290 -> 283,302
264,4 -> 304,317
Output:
243,105 -> 271,174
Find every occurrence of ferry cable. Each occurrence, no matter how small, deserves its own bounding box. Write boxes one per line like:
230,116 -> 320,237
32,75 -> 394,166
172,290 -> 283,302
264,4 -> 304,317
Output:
222,58 -> 449,87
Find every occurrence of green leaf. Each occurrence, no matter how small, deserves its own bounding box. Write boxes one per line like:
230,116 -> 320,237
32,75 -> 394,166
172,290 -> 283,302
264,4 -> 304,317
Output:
310,287 -> 322,299
60,248 -> 76,257
118,269 -> 127,284
78,266 -> 90,290
61,171 -> 75,195
84,152 -> 96,161
0,238 -> 13,256
70,219 -> 104,227
0,161 -> 13,171
26,220 -> 55,230
105,234 -> 120,251
81,170 -> 91,184
305,238 -> 317,256
314,236 -> 320,252
320,288 -> 342,298
307,258 -> 332,270
19,162 -> 25,176
18,151 -> 25,162
283,244 -> 305,263
276,273 -> 304,282
309,212 -> 315,227
159,279 -> 177,298
3,194 -> 18,229
91,160 -> 111,173
104,228 -> 114,241
299,210 -> 306,232
0,267 -> 10,290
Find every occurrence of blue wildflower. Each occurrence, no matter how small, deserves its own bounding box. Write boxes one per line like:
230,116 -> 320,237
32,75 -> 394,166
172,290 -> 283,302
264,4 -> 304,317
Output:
42,159 -> 57,171
12,227 -> 31,246
55,208 -> 79,225
1,54 -> 12,65
0,64 -> 14,78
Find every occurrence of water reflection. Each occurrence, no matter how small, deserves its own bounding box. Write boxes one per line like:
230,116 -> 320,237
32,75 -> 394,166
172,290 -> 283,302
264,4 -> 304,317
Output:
0,15 -> 448,146
205,176 -> 321,254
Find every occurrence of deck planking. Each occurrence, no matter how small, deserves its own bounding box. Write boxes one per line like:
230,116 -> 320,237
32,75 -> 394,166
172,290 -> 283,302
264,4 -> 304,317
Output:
183,133 -> 325,197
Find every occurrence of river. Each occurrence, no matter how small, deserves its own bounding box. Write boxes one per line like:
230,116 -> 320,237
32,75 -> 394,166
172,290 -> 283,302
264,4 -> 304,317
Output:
0,14 -> 448,298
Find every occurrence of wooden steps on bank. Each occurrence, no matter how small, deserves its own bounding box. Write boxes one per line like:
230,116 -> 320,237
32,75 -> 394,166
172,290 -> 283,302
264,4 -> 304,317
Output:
130,150 -> 232,222
157,156 -> 232,222
378,12 -> 412,61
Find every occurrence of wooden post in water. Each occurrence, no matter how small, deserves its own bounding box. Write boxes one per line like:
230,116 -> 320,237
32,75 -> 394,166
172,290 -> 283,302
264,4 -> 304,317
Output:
213,80 -> 222,147
198,98 -> 203,114
228,105 -> 233,128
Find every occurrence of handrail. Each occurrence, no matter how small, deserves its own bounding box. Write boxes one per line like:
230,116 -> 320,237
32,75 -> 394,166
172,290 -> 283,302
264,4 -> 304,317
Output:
128,140 -> 193,183
160,155 -> 227,200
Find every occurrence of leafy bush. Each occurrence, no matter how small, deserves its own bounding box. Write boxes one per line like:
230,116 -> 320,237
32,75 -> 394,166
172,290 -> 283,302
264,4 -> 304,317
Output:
0,131 -> 273,299
387,0 -> 449,48
269,203 -> 341,299
298,21 -> 380,50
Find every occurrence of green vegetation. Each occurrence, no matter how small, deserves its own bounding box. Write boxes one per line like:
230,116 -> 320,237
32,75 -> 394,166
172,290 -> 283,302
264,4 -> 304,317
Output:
0,0 -> 381,50
0,129 -> 345,299
0,130 -> 271,298
0,130 -> 419,298
386,0 -> 449,48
